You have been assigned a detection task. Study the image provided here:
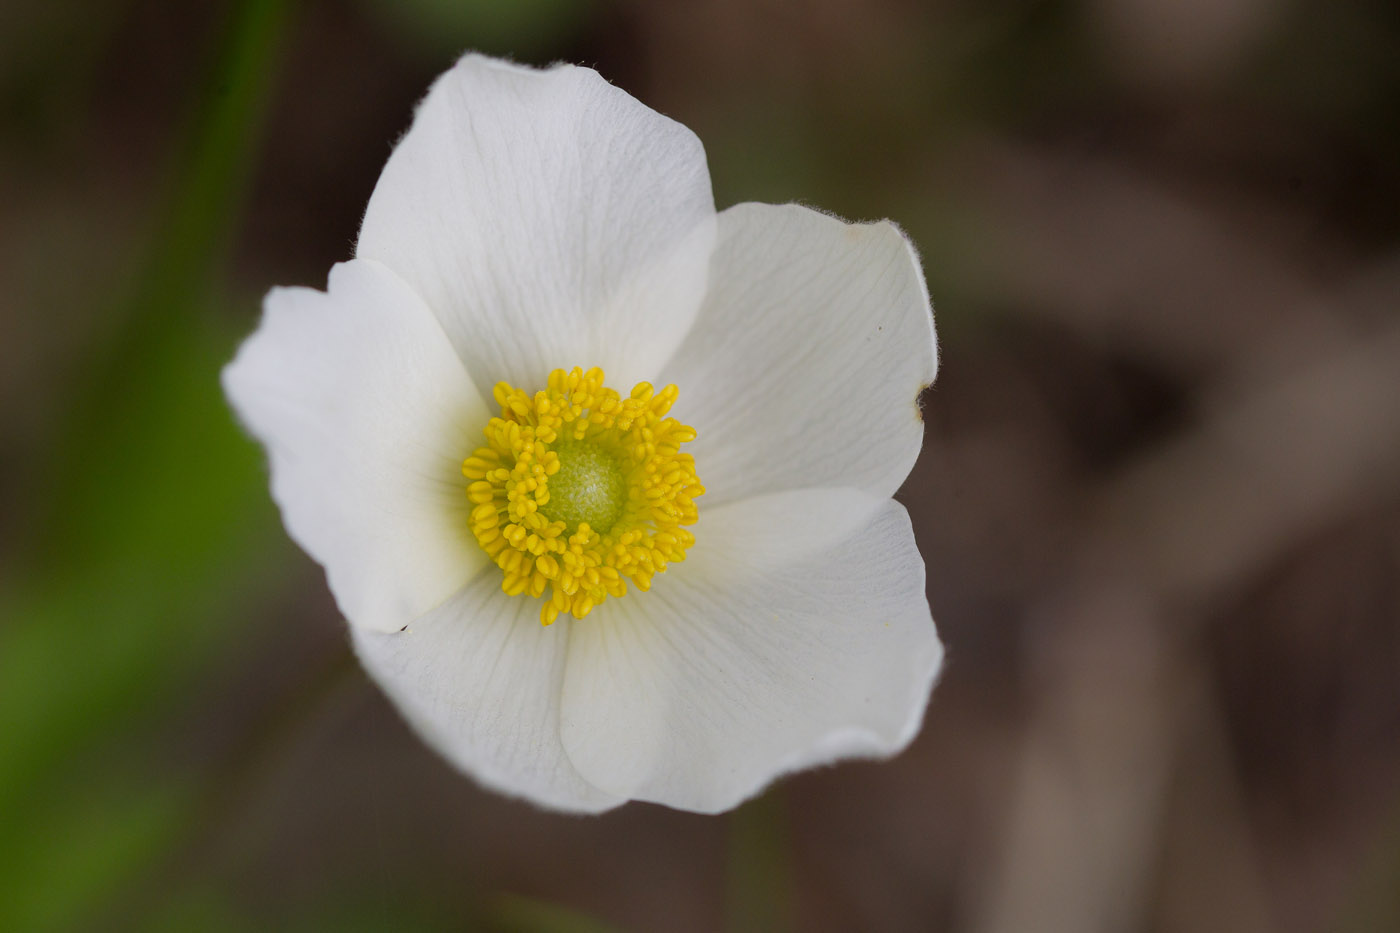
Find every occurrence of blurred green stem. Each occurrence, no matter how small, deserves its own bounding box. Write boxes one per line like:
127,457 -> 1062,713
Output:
34,0 -> 290,566
150,0 -> 289,301
725,790 -> 794,933
0,1 -> 293,928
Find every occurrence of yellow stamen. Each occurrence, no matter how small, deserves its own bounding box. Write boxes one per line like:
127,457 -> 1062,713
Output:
463,366 -> 704,624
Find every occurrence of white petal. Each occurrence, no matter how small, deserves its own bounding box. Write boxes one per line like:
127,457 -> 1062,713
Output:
353,572 -> 625,814
559,488 -> 943,813
660,203 -> 937,505
223,259 -> 487,633
356,54 -> 717,395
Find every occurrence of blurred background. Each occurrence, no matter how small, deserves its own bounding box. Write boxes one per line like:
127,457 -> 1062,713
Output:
3,0 -> 1399,930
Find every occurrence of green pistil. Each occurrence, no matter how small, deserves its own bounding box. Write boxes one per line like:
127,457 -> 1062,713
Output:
541,440 -> 628,535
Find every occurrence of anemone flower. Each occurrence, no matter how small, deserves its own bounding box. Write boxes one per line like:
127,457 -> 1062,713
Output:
223,53 -> 943,814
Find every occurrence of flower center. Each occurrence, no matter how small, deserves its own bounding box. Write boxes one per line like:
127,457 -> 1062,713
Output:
463,366 -> 704,625
541,439 -> 628,535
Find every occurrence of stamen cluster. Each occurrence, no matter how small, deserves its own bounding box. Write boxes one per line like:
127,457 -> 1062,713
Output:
464,366 -> 704,625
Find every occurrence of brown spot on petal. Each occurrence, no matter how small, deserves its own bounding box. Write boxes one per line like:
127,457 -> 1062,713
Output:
916,383 -> 934,422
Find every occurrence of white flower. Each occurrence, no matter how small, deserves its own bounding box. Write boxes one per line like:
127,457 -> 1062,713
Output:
223,54 -> 943,814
